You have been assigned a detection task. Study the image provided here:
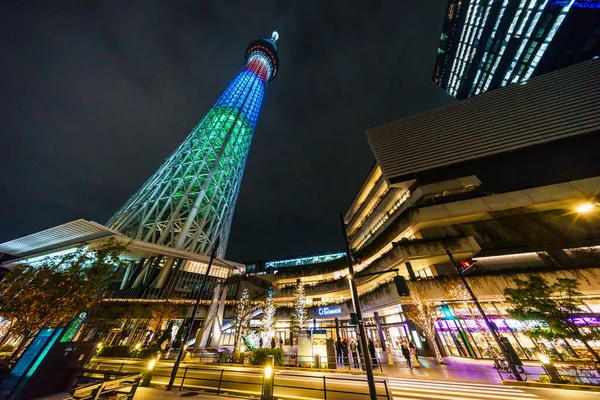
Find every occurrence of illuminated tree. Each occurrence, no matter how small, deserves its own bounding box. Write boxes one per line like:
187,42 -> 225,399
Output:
404,292 -> 443,363
232,288 -> 254,358
147,302 -> 181,342
0,239 -> 127,358
261,287 -> 277,340
290,281 -> 308,336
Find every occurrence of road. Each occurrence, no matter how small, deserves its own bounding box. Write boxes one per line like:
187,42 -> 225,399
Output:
89,358 -> 600,400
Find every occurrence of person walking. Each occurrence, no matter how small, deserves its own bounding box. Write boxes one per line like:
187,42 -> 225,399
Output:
350,340 -> 359,368
271,337 -> 276,349
259,337 -> 263,348
409,340 -> 420,367
341,339 -> 349,366
335,337 -> 343,365
279,336 -> 284,349
368,339 -> 378,366
401,340 -> 412,367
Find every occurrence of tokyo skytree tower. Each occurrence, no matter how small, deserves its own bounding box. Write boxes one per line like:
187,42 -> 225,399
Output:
107,32 -> 280,257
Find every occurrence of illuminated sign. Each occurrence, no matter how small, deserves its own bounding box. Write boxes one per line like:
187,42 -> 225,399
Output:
318,307 -> 342,316
60,311 -> 88,343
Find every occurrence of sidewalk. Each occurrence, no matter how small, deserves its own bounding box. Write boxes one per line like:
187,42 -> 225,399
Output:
134,387 -> 239,399
378,355 -> 503,383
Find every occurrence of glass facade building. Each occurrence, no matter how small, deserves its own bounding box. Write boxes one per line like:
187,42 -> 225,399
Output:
433,0 -> 600,99
107,33 -> 280,258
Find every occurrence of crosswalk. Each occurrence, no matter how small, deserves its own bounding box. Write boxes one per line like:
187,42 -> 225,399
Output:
387,377 -> 539,400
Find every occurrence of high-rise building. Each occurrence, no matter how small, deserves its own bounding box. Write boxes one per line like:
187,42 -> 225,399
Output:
107,32 -> 280,258
433,0 -> 600,99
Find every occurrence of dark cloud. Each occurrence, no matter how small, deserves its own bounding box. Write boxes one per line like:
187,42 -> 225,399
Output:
0,1 -> 454,261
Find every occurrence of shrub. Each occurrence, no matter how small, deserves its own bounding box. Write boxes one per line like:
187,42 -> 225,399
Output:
96,345 -> 132,358
133,347 -> 160,359
248,348 -> 284,366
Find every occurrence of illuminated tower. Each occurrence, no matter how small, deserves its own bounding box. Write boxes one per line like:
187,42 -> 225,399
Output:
107,32 -> 279,258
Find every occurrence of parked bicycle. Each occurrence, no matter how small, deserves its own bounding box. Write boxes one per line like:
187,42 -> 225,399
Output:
493,354 -> 526,380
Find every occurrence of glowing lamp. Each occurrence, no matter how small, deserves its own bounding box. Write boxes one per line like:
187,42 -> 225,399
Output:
576,203 -> 595,213
537,353 -> 550,365
264,365 -> 273,379
147,359 -> 156,370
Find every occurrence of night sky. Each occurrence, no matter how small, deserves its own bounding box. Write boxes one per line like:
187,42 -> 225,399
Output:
1,1 -> 454,262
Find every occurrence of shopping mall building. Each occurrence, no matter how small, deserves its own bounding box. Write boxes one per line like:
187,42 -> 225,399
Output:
229,59 -> 600,362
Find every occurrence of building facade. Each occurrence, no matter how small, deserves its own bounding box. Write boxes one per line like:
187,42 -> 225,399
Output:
236,60 -> 600,363
433,0 -> 600,99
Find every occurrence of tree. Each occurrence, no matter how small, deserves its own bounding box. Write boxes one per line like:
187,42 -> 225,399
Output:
403,292 -> 443,363
147,302 -> 181,343
504,275 -> 600,362
83,302 -> 151,341
260,287 -> 277,340
0,239 -> 127,358
290,281 -> 307,341
232,288 -> 254,358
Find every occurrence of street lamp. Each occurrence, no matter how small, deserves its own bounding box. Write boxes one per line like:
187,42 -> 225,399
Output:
340,214 -> 377,400
167,236 -> 221,391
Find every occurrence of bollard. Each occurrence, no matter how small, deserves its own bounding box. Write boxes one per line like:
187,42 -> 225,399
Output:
538,353 -> 563,383
141,358 -> 157,387
262,355 -> 275,400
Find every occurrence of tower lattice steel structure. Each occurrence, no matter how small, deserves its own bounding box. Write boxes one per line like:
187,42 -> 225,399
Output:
107,32 -> 279,258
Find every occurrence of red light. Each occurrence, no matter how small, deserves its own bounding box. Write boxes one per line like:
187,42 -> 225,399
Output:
460,259 -> 475,269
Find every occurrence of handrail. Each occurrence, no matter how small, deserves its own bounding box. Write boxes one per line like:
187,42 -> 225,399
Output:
71,371 -> 141,400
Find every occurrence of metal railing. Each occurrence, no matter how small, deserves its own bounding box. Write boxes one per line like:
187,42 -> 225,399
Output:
283,354 -> 385,373
152,365 -> 264,396
273,371 -> 390,400
71,370 -> 141,400
494,357 -> 600,386
523,360 -> 600,386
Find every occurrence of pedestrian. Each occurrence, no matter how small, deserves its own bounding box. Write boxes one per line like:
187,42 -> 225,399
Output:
401,340 -> 412,367
279,336 -> 283,349
259,337 -> 263,348
350,340 -> 359,368
341,339 -> 349,366
409,340 -> 420,367
368,339 -> 378,366
335,337 -> 343,364
271,337 -> 276,349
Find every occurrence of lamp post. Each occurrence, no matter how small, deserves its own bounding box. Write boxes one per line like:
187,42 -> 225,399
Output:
340,214 -> 377,400
167,237 -> 221,391
446,249 -> 523,381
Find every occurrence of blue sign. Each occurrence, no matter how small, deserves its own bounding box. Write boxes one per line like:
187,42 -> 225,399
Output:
318,306 -> 342,316
0,328 -> 63,399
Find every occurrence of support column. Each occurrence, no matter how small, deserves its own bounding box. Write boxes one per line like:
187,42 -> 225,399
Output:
335,318 -> 341,340
374,312 -> 386,351
405,261 -> 417,281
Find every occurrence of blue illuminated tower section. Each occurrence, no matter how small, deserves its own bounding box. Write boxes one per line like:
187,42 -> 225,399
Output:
107,32 -> 280,257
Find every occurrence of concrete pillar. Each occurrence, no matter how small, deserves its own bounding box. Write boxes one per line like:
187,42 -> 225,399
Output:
374,312 -> 386,351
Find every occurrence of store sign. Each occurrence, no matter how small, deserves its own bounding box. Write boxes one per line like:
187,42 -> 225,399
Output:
318,307 -> 342,316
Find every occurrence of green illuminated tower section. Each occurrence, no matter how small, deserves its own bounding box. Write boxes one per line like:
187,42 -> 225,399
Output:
107,32 -> 280,257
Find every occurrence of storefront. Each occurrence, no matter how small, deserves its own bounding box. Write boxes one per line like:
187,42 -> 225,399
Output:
435,316 -> 600,361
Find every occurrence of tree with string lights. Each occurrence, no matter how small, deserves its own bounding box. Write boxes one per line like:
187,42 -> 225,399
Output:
261,286 -> 277,341
290,281 -> 307,344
